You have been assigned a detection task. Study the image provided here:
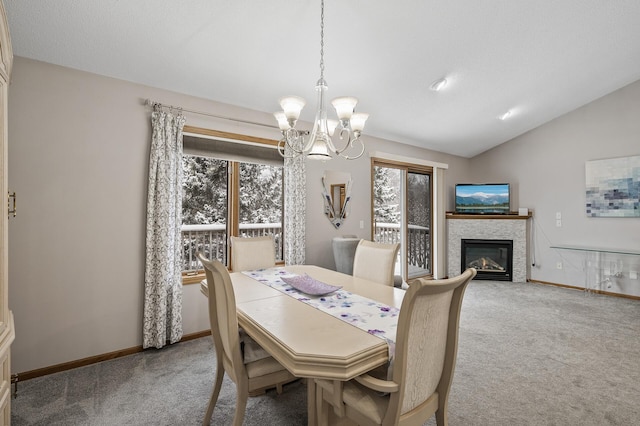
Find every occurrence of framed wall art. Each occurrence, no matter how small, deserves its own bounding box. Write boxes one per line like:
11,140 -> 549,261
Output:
585,154 -> 640,217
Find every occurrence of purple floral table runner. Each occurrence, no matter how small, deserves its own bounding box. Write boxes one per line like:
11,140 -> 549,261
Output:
243,267 -> 399,360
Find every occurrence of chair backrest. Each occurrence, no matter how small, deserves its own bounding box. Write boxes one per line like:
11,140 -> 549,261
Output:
352,239 -> 400,286
230,235 -> 276,272
332,237 -> 362,275
386,268 -> 477,424
196,252 -> 247,385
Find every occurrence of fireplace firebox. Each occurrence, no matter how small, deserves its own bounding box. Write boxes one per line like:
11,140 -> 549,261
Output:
461,239 -> 513,281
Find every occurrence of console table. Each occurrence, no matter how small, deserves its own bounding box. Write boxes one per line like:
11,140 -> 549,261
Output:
551,245 -> 640,294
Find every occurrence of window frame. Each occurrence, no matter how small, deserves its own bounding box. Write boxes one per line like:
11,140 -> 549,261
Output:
371,157 -> 434,281
181,126 -> 284,284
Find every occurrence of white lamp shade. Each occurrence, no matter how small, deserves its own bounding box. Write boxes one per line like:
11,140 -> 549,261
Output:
307,137 -> 332,160
327,119 -> 338,136
331,97 -> 358,120
273,111 -> 291,130
279,96 -> 306,121
350,112 -> 369,132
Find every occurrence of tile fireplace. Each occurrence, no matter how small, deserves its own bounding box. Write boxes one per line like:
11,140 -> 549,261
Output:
461,239 -> 513,280
447,213 -> 531,282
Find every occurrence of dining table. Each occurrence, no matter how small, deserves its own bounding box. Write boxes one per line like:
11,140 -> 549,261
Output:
200,264 -> 405,426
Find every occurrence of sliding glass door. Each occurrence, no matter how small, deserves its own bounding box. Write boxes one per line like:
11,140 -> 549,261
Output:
407,170 -> 431,277
373,160 -> 433,280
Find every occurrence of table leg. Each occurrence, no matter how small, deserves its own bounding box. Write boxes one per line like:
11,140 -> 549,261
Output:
307,379 -> 317,426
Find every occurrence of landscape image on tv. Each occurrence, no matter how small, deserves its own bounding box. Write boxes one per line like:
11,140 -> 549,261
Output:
455,184 -> 510,214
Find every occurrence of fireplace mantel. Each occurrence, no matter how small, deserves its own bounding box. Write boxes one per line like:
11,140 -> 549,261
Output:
446,212 -> 532,220
446,213 -> 532,282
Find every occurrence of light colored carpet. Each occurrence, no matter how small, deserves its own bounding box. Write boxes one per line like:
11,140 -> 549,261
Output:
11,280 -> 640,425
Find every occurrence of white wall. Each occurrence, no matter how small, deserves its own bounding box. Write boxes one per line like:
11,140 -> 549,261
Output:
470,79 -> 640,296
8,57 -> 468,374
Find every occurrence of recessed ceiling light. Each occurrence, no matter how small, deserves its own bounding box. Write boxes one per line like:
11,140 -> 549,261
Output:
429,77 -> 448,91
498,110 -> 512,120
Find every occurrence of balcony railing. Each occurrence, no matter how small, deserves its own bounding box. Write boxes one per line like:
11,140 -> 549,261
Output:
183,221 -> 427,275
182,223 -> 283,272
374,222 -> 430,276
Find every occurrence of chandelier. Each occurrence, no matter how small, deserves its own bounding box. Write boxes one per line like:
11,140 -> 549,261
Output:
274,0 -> 368,160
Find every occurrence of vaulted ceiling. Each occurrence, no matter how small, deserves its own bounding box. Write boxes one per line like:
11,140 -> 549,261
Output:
6,0 -> 640,157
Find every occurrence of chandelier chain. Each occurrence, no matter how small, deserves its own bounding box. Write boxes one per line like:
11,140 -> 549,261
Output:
319,0 -> 325,80
273,0 -> 368,160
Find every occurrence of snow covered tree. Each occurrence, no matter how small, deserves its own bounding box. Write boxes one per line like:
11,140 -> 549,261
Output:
182,155 -> 227,225
238,162 -> 283,224
407,172 -> 430,227
373,166 -> 401,223
182,156 -> 283,225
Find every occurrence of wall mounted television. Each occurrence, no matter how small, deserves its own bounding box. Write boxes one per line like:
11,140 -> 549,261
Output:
455,183 -> 511,214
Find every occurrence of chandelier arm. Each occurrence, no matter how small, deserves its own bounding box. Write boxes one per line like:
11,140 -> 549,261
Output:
336,137 -> 366,160
277,137 -> 301,159
277,138 -> 304,158
330,127 -> 353,154
276,129 -> 308,158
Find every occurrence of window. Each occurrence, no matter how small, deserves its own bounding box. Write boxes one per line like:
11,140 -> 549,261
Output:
373,159 -> 433,280
181,128 -> 284,283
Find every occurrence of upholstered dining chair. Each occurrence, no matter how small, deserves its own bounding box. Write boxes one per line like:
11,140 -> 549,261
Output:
332,236 -> 362,275
352,240 -> 400,286
314,267 -> 477,426
230,235 -> 276,272
196,252 -> 297,426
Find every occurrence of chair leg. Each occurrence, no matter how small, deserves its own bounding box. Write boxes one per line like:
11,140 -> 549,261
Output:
203,359 -> 225,425
435,409 -> 448,426
232,388 -> 248,426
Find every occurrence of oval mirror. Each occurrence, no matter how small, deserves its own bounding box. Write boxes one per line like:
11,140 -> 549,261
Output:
322,171 -> 352,228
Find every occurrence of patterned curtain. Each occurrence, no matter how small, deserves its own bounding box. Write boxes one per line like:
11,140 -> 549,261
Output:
284,152 -> 306,265
143,106 -> 186,349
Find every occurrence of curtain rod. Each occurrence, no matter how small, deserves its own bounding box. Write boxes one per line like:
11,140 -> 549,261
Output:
144,98 -> 279,131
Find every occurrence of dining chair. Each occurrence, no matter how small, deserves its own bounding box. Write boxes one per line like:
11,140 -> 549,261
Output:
196,252 -> 297,426
352,239 -> 400,286
332,236 -> 362,275
230,235 -> 276,271
314,267 -> 477,426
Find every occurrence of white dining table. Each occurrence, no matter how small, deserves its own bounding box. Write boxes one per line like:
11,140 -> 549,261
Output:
200,264 -> 405,426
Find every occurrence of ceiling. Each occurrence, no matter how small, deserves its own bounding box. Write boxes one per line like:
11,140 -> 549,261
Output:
5,0 -> 640,158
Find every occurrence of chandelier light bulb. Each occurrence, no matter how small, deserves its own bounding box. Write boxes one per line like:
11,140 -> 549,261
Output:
331,97 -> 358,120
279,96 -> 306,122
307,137 -> 332,160
349,112 -> 369,132
273,111 -> 291,130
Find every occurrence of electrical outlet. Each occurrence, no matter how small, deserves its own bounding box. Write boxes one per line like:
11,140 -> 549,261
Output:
556,262 -> 563,270
630,271 -> 638,280
556,219 -> 562,227
556,212 -> 562,219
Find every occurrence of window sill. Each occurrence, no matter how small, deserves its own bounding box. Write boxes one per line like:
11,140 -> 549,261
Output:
182,271 -> 205,285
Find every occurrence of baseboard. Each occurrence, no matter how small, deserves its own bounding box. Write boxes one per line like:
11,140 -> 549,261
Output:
12,330 -> 211,384
528,279 -> 640,300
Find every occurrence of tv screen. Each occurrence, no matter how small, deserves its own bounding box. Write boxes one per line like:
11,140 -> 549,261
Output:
455,183 -> 510,214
